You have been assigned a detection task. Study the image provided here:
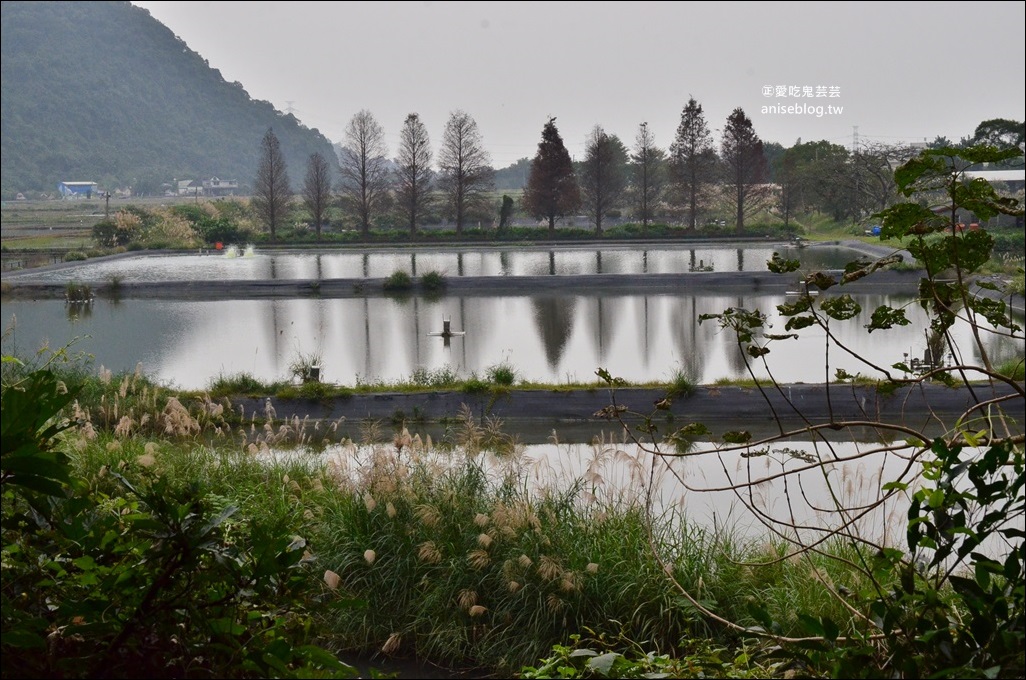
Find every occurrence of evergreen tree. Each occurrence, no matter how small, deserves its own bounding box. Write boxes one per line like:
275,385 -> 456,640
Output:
580,126 -> 628,235
523,117 -> 580,237
253,128 -> 292,243
498,194 -> 515,231
721,107 -> 768,232
630,122 -> 666,229
669,97 -> 716,230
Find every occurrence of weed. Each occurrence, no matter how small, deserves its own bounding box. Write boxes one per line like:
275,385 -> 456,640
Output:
420,270 -> 447,291
64,281 -> 93,303
486,361 -> 518,386
383,270 -> 413,291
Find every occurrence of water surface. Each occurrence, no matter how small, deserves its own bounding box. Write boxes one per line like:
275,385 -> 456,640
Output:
3,243 -> 857,283
4,291 -> 1018,391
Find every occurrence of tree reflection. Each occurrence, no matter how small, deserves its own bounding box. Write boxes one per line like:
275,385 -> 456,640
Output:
532,295 -> 577,368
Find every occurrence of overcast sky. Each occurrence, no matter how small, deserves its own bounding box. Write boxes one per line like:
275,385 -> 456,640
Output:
132,1 -> 1025,168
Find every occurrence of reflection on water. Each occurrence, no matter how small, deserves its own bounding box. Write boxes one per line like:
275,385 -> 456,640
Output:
3,291 -> 1020,391
4,243 -> 858,283
297,434 -> 918,546
294,431 -> 1011,560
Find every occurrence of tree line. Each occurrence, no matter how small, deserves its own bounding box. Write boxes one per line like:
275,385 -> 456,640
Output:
254,105 -> 1024,241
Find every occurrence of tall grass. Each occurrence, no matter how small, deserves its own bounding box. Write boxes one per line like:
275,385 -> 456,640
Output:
3,343 -> 907,675
303,427 -> 889,673
39,400 -> 913,677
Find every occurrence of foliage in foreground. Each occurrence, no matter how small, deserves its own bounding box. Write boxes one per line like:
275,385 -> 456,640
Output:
1,363 -> 360,678
589,144 -> 1025,678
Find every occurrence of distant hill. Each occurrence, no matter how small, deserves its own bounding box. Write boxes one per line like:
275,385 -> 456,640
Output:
0,1 -> 337,198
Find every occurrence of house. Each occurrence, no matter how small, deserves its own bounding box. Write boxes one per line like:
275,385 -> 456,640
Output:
58,181 -> 98,198
177,179 -> 203,196
202,177 -> 238,196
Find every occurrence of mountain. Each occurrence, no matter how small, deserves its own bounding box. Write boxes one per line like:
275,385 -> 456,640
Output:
0,1 -> 337,198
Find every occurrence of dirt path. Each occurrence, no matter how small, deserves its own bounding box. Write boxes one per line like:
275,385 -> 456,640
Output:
231,381 -> 1024,443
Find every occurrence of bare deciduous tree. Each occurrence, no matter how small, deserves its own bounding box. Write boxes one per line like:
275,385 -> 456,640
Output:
720,107 -> 769,232
253,127 -> 292,243
338,109 -> 389,237
580,125 -> 628,235
394,113 -> 433,237
438,110 -> 494,236
669,97 -> 717,230
630,122 -> 666,229
849,141 -> 918,219
302,152 -> 332,241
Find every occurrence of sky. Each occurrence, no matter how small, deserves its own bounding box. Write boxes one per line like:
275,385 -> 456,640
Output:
132,1 -> 1025,169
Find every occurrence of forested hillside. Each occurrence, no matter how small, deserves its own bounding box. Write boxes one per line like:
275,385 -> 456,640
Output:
0,1 -> 336,198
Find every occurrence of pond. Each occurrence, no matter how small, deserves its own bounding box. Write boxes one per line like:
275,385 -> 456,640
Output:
279,433 -> 927,549
3,241 -> 856,283
2,290 -> 1019,391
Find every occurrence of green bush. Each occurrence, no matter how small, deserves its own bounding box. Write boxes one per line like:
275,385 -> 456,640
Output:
207,371 -> 273,397
1,368 -> 358,679
383,270 -> 413,291
64,250 -> 88,262
420,270 -> 447,291
486,361 -> 517,386
195,215 -> 248,245
410,365 -> 460,387
64,281 -> 92,302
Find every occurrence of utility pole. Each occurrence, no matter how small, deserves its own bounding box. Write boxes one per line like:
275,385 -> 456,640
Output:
103,191 -> 112,219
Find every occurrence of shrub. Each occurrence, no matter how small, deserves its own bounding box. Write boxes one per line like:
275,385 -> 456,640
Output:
665,363 -> 696,398
288,351 -> 322,384
420,270 -> 447,291
486,361 -> 517,386
207,371 -> 271,396
64,250 -> 88,262
64,281 -> 92,302
410,365 -> 460,388
383,270 -> 413,291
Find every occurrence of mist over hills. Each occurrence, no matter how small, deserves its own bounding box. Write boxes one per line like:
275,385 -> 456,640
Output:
1,0 -> 337,198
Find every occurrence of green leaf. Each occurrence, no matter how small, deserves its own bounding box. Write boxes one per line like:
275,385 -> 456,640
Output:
723,430 -> 752,444
586,652 -> 621,676
867,305 -> 910,333
785,315 -> 817,331
820,294 -> 862,321
0,629 -> 47,649
676,422 -> 710,436
569,649 -> 598,658
767,252 -> 801,273
876,202 -> 945,239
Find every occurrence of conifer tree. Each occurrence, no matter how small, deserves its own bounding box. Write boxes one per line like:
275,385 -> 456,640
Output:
523,117 -> 580,237
669,97 -> 716,230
